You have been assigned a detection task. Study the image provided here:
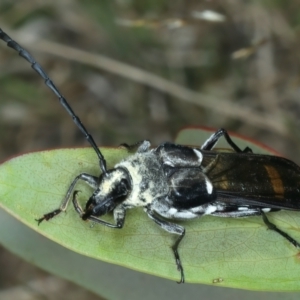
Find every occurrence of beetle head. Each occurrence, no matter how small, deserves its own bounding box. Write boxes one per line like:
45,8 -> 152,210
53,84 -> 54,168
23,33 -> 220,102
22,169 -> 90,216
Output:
82,168 -> 131,220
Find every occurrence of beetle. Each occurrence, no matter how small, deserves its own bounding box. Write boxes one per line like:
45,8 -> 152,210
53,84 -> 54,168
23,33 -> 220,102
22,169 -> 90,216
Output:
1,28 -> 300,284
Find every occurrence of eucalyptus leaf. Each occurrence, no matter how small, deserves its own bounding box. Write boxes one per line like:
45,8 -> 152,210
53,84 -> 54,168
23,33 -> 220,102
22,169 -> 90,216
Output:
0,128 -> 300,291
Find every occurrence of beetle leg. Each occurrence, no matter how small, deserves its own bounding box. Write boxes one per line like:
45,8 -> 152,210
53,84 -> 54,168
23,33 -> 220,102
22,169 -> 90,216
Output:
36,173 -> 99,225
201,128 -> 252,153
145,205 -> 186,283
120,140 -> 151,153
210,209 -> 300,248
72,191 -> 126,228
261,211 -> 300,248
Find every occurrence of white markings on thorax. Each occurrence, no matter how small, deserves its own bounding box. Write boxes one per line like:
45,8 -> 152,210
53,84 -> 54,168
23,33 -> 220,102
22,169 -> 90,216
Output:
238,206 -> 249,211
193,149 -> 203,163
204,205 -> 217,215
116,152 -> 169,207
205,178 -> 213,194
101,169 -> 125,195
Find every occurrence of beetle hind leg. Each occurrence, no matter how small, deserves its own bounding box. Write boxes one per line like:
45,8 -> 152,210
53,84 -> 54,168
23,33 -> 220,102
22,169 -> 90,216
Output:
261,211 -> 300,248
201,128 -> 252,153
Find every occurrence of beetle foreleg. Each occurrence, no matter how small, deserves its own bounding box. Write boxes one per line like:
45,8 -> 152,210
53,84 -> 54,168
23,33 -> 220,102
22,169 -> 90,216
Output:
261,210 -> 300,248
72,191 -> 126,228
145,205 -> 186,283
36,173 -> 99,225
201,128 -> 252,153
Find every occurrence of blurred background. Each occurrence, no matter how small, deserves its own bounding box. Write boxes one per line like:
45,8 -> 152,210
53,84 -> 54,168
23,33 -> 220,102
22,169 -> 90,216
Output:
0,0 -> 300,299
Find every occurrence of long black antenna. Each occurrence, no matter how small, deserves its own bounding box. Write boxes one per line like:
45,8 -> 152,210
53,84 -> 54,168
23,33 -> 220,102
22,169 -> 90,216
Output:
0,28 -> 107,175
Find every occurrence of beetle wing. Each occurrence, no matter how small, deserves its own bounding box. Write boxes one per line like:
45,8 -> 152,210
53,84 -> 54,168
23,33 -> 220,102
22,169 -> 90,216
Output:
202,151 -> 300,210
215,190 -> 300,210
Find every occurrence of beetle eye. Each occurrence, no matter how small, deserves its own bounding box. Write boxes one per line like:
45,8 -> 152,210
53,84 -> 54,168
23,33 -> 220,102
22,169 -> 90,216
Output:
119,178 -> 130,192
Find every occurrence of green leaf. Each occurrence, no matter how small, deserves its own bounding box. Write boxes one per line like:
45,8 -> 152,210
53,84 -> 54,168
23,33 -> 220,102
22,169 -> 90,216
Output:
0,128 -> 300,292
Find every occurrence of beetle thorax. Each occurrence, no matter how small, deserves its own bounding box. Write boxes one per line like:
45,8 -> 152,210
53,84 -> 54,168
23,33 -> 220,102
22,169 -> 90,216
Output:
100,169 -> 127,195
115,152 -> 169,207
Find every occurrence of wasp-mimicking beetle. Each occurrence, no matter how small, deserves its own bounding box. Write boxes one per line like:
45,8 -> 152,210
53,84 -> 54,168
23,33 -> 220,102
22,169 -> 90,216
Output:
1,28 -> 300,283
